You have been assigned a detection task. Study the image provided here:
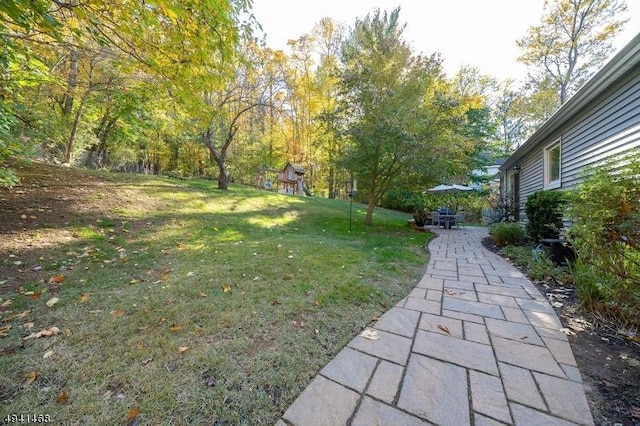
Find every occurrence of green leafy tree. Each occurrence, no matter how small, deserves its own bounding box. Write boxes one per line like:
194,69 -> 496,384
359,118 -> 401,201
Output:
517,0 -> 629,108
492,80 -> 529,153
312,17 -> 344,197
332,8 -> 472,225
0,0 -> 252,183
451,66 -> 500,178
201,41 -> 275,190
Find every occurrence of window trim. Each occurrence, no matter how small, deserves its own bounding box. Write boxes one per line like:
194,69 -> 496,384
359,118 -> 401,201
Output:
544,139 -> 561,189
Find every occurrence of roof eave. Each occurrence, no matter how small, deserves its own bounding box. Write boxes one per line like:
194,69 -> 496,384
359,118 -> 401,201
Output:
501,32 -> 640,172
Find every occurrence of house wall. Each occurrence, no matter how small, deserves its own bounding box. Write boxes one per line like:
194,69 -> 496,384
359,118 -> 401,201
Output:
513,69 -> 640,222
562,72 -> 640,189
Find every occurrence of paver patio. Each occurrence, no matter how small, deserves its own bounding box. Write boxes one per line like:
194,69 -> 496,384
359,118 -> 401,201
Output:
278,227 -> 594,426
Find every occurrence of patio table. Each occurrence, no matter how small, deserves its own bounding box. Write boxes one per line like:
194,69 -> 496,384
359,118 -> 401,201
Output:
437,214 -> 456,229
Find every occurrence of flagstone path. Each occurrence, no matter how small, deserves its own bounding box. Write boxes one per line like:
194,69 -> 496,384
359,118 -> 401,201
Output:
277,227 -> 593,426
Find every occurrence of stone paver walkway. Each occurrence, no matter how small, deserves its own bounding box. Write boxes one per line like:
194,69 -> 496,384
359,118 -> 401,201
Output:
278,227 -> 594,426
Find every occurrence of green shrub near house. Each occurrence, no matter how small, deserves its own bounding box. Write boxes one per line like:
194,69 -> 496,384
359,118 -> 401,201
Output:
500,245 -> 571,283
567,151 -> 640,325
524,190 -> 568,242
489,222 -> 526,247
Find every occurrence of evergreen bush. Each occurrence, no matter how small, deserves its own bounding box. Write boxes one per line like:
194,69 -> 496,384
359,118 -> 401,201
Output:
524,190 -> 568,242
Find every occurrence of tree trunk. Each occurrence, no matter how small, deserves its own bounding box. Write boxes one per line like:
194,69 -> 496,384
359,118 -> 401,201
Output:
85,111 -> 115,167
84,144 -> 97,167
328,165 -> 335,198
364,161 -> 380,226
63,96 -> 85,164
203,127 -> 230,190
365,194 -> 376,226
217,161 -> 229,189
61,49 -> 78,116
60,49 -> 78,164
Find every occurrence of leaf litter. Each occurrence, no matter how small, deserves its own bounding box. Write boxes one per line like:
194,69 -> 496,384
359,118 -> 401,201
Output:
360,329 -> 380,340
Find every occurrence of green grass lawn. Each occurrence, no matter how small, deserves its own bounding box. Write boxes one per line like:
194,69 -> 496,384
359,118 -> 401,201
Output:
0,173 -> 430,425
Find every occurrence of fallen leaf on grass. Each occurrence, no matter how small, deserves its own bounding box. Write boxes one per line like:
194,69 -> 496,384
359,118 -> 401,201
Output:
179,346 -> 189,354
22,322 -> 34,329
1,299 -> 11,308
48,274 -> 65,284
221,284 -> 232,294
23,326 -> 61,340
79,293 -> 90,303
142,358 -> 153,365
159,268 -> 171,281
169,325 -> 182,332
198,291 -> 207,297
0,325 -> 12,337
360,329 -> 380,340
110,310 -> 125,318
1,310 -> 31,323
25,371 -> 37,384
45,297 -> 60,307
437,325 -> 451,334
270,300 -> 281,305
56,389 -> 70,404
27,292 -> 42,300
43,350 -> 54,359
126,407 -> 140,426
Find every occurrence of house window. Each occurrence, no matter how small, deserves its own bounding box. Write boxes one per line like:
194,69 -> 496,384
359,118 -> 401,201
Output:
544,141 -> 561,188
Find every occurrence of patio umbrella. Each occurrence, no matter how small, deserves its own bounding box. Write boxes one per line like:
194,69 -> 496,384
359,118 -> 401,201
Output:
425,184 -> 475,194
425,184 -> 476,214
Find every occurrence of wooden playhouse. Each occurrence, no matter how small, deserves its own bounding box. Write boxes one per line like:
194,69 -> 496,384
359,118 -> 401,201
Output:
277,162 -> 306,195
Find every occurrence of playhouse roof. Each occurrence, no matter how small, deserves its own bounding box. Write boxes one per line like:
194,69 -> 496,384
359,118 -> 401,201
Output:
285,162 -> 305,174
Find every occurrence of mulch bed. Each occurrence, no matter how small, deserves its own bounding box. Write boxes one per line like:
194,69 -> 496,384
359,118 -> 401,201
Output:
481,237 -> 640,425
